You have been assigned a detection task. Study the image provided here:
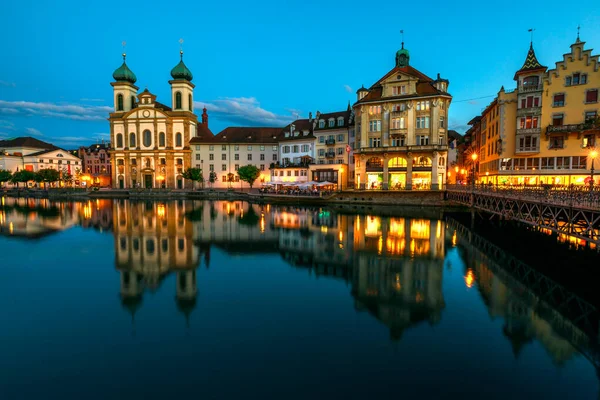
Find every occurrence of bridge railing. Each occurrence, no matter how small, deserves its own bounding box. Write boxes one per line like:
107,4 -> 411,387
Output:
446,184 -> 600,210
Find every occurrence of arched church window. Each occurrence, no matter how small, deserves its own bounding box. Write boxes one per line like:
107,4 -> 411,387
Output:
143,129 -> 152,147
129,132 -> 136,148
175,132 -> 182,147
175,92 -> 182,109
188,94 -> 193,111
131,96 -> 135,109
116,133 -> 123,148
159,132 -> 165,147
117,94 -> 123,111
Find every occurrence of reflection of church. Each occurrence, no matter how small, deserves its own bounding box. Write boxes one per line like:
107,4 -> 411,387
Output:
351,216 -> 446,340
113,200 -> 202,324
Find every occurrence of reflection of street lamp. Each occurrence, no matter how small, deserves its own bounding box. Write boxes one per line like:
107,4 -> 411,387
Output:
471,153 -> 478,189
339,166 -> 344,192
157,203 -> 166,219
590,149 -> 597,190
156,175 -> 165,189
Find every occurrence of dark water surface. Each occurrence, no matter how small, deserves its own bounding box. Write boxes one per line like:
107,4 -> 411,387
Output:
0,198 -> 599,399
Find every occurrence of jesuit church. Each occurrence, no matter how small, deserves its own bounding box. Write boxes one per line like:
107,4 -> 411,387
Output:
108,50 -> 210,189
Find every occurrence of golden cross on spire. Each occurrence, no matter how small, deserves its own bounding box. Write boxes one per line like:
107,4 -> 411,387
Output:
122,41 -> 127,60
179,38 -> 184,59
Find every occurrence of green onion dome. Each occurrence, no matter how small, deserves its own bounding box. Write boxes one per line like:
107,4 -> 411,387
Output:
112,53 -> 137,84
170,51 -> 193,81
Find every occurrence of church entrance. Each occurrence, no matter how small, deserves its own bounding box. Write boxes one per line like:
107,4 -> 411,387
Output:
144,174 -> 153,188
119,177 -> 124,189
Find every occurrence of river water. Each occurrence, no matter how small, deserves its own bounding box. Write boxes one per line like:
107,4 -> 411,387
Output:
0,197 -> 599,399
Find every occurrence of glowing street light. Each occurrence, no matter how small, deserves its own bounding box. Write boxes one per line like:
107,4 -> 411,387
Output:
470,153 -> 478,189
156,175 -> 165,189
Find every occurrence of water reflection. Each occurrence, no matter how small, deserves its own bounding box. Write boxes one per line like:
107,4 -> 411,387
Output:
1,196 -> 599,396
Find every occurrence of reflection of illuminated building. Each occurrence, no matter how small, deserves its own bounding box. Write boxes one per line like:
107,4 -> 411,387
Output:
113,200 -> 201,324
0,197 -> 79,238
278,209 -> 353,279
194,201 -> 279,253
352,216 -> 446,339
78,199 -> 113,232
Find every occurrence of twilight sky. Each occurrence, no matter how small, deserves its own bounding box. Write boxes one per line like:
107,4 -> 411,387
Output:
1,0 -> 599,148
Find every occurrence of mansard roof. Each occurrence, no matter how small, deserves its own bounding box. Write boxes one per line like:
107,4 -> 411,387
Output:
0,136 -> 58,150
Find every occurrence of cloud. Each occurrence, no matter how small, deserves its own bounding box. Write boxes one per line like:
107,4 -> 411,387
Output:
343,84 -> 353,93
0,100 -> 112,121
0,120 -> 16,130
0,81 -> 16,88
448,118 -> 470,133
24,127 -> 44,137
80,98 -> 105,102
195,97 -> 295,126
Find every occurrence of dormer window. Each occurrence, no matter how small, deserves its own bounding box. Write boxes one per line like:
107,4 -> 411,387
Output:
392,85 -> 406,95
337,117 -> 344,126
319,120 -> 325,128
328,119 -> 334,127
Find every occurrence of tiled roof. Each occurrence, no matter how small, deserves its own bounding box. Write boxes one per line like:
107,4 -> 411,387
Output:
355,65 -> 449,104
280,119 -> 315,142
0,136 -> 57,150
514,43 -> 547,78
190,126 -> 281,144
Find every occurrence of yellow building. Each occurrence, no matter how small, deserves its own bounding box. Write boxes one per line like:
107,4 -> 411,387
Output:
478,36 -> 599,186
353,43 -> 452,190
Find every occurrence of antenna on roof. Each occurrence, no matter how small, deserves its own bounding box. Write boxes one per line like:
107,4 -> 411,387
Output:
577,25 -> 581,41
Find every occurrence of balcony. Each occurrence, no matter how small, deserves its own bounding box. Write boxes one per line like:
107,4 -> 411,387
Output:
517,107 -> 541,117
325,138 -> 336,146
519,84 -> 543,93
354,144 -> 448,154
546,122 -> 599,134
390,128 -> 408,135
325,151 -> 336,158
516,127 -> 541,135
515,145 -> 540,154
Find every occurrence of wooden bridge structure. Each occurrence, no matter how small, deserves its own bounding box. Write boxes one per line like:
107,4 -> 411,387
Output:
446,185 -> 600,246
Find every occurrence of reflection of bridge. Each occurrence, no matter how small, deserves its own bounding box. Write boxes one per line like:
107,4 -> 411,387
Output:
447,217 -> 600,373
446,186 -> 600,245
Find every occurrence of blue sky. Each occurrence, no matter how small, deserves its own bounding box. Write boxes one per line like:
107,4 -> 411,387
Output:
1,0 -> 599,148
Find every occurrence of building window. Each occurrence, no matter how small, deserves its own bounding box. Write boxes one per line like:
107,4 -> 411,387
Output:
175,132 -> 182,147
566,76 -> 572,86
416,135 -> 429,145
283,146 -> 290,153
553,94 -> 565,107
247,145 -> 252,151
392,85 -> 406,95
586,89 -> 598,104
585,111 -> 598,123
259,145 -> 265,151
260,164 -> 265,171
552,114 -> 564,126
416,117 -> 430,129
439,116 -> 445,128
235,164 -> 239,170
573,73 -> 580,85
273,154 -> 277,161
301,145 -> 309,152
220,154 -> 226,160
175,92 -> 182,109
518,135 -> 538,152
318,149 -> 325,156
391,137 -> 405,146
235,154 -> 239,160
117,94 -> 123,111
159,132 -> 165,147
337,147 -> 344,155
129,132 -> 136,147
222,164 -> 227,171
143,129 -> 152,147
583,134 -> 595,148
293,145 -> 299,152
195,154 -> 201,161
319,120 -> 325,128
116,133 -> 123,148
550,136 -> 565,149
369,138 -> 381,147
519,116 -> 539,129
209,154 -> 214,161
369,120 -> 381,132
369,105 -> 382,115
188,94 -> 193,111
416,101 -> 430,111
209,164 -> 214,171
260,154 -> 265,160
209,145 -> 214,151
337,118 -> 344,126
248,154 -> 252,161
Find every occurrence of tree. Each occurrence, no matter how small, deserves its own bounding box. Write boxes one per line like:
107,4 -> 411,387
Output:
60,168 -> 73,187
182,167 -> 203,190
11,170 -> 36,188
0,170 -> 12,187
237,165 -> 261,190
36,168 -> 60,188
208,171 -> 217,189
226,172 -> 235,189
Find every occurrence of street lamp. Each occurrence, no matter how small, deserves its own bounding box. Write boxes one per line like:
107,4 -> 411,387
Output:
156,175 -> 165,189
590,149 -> 598,190
471,153 -> 478,189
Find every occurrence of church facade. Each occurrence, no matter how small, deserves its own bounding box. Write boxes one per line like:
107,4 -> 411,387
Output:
108,51 -> 200,189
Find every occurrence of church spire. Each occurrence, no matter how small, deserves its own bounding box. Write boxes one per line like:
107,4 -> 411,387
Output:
395,32 -> 410,68
514,42 -> 547,79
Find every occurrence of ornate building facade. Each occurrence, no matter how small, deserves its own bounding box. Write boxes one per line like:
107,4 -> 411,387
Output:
78,142 -> 112,187
476,35 -> 599,186
353,43 -> 452,190
108,51 -> 199,189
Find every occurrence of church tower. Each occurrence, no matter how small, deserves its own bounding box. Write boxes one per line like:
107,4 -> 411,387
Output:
170,50 -> 195,113
111,53 -> 138,112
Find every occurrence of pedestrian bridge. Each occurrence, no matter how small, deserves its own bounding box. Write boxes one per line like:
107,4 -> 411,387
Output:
446,185 -> 600,245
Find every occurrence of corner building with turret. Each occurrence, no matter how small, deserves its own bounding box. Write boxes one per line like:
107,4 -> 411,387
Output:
353,43 -> 452,190
108,51 -> 206,189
